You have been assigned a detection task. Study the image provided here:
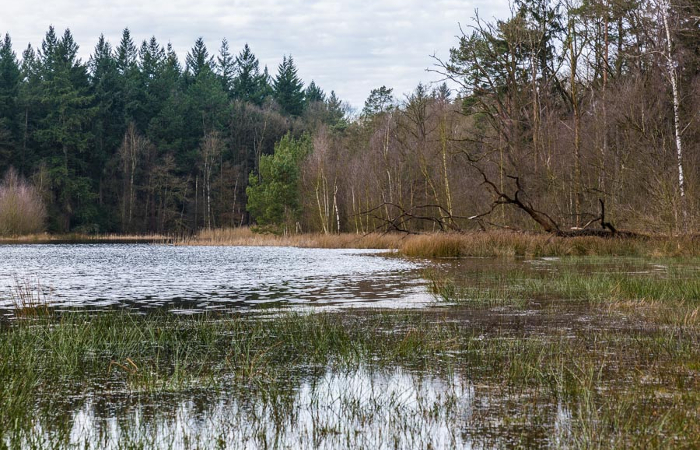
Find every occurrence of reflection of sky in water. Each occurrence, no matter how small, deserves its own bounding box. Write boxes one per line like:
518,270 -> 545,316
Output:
64,368 -> 479,449
0,244 -> 433,311
43,367 -> 573,449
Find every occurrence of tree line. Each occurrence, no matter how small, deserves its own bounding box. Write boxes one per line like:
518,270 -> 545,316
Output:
1,0 -> 699,236
0,27 -> 346,233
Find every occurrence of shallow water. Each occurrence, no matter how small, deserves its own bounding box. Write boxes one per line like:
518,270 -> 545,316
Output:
0,244 -> 430,312
2,249 -> 697,449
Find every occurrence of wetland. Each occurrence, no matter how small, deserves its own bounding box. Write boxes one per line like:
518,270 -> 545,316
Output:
0,243 -> 698,449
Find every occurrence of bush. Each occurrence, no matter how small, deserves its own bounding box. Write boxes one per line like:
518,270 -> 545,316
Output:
0,168 -> 47,236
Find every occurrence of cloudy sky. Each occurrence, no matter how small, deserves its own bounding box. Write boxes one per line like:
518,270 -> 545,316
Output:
1,0 -> 511,110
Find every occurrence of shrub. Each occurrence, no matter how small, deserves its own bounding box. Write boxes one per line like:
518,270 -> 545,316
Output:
0,168 -> 47,236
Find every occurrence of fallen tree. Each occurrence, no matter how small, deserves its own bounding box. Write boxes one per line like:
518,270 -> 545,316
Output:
471,167 -> 640,238
361,163 -> 641,238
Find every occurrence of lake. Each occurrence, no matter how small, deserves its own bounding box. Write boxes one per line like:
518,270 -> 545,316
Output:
0,244 -> 431,312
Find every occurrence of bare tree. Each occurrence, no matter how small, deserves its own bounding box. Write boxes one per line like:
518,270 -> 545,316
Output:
201,131 -> 223,230
119,123 -> 149,232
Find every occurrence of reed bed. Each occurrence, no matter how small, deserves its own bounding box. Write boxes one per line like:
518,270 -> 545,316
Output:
177,228 -> 700,258
9,277 -> 52,318
177,227 -> 405,249
6,227 -> 700,259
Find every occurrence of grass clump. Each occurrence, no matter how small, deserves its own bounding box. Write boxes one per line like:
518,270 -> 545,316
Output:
426,256 -> 700,319
9,277 -> 52,319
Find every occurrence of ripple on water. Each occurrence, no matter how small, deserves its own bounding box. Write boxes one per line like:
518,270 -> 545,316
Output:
0,244 -> 433,312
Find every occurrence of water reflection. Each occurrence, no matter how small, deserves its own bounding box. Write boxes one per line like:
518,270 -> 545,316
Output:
17,366 -> 570,449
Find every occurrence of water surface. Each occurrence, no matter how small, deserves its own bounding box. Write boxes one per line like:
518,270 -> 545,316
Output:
0,244 -> 430,312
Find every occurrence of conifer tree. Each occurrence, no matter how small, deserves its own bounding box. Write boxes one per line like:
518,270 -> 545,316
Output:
186,37 -> 213,78
18,44 -> 41,176
116,28 -> 138,74
35,28 -> 96,231
89,34 -> 121,191
115,28 -> 143,126
217,38 -> 236,95
326,91 -> 346,128
273,55 -> 304,116
0,34 -> 21,172
304,80 -> 325,104
232,44 -> 267,105
140,37 -> 166,84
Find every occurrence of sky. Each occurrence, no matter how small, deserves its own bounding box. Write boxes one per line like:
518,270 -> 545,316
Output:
1,0 -> 511,110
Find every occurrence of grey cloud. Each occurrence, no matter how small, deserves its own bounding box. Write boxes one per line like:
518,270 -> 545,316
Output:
1,0 -> 510,108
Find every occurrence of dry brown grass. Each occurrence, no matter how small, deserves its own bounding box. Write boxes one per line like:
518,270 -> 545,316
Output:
177,227 -> 405,249
607,299 -> 699,328
401,231 -> 646,258
5,226 -> 700,259
177,228 -> 700,258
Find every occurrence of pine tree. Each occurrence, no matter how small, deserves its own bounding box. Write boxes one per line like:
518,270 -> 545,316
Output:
140,37 -> 166,84
17,44 -> 41,176
326,90 -> 347,128
116,28 -> 138,74
185,37 -> 214,78
273,55 -> 305,117
246,133 -> 311,232
258,65 -> 273,101
89,34 -> 121,197
0,34 -> 21,172
35,28 -> 97,231
304,80 -> 325,104
183,39 -> 227,168
217,38 -> 236,95
362,86 -> 394,117
232,44 -> 266,105
115,28 -> 143,126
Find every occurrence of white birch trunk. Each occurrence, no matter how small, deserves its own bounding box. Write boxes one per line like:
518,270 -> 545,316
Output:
662,0 -> 686,217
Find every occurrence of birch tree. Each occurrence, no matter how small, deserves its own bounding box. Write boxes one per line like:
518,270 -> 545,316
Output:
659,0 -> 687,227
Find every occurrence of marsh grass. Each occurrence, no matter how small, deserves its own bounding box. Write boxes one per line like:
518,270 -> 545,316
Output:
9,277 -> 52,318
6,227 -> 700,260
176,228 -> 700,260
427,256 -> 700,320
177,227 -> 404,249
2,253 -> 699,448
0,306 -> 697,449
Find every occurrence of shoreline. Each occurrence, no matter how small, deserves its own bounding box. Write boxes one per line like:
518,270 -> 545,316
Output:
2,228 -> 700,257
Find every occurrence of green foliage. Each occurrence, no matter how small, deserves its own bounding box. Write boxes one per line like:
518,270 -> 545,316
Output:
0,34 -> 21,173
0,27 -> 352,234
246,133 -> 311,232
273,55 -> 305,116
362,85 -> 394,117
304,80 -> 325,104
185,37 -> 214,78
216,38 -> 235,94
232,44 -> 269,105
